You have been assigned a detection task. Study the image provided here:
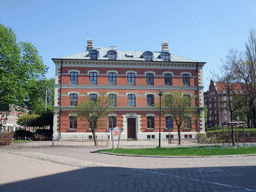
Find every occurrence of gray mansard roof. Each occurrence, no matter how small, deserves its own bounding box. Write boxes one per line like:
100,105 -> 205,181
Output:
60,47 -> 197,62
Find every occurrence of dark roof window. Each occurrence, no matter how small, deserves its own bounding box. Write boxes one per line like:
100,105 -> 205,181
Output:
143,51 -> 153,61
89,50 -> 99,60
161,52 -> 170,61
107,50 -> 117,60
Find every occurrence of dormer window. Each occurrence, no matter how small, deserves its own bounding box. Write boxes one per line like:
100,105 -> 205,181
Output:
143,51 -> 153,61
161,53 -> 170,61
89,50 -> 98,60
108,51 -> 117,60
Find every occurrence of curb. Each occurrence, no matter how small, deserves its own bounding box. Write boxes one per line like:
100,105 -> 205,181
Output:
91,150 -> 256,158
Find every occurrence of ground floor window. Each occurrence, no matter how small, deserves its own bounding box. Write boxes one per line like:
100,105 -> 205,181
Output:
69,116 -> 77,129
109,116 -> 116,129
184,117 -> 191,129
147,116 -> 154,129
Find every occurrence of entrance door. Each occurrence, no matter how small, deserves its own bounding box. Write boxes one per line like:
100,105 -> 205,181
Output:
127,118 -> 136,139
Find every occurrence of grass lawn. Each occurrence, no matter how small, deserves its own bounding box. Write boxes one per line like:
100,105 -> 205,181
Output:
12,139 -> 31,144
101,145 -> 256,156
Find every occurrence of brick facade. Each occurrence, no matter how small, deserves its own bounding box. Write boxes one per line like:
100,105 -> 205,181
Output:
53,40 -> 206,140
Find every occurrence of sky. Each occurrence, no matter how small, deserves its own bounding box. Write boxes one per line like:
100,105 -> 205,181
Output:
1,0 -> 256,91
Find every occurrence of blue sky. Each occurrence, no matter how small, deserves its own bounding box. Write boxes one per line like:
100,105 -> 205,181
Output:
1,0 -> 255,91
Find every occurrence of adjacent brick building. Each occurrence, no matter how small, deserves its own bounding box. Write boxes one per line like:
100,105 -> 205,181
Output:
52,40 -> 206,140
204,80 -> 242,128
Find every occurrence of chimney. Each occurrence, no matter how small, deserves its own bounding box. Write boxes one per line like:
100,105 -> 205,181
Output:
86,39 -> 93,51
162,41 -> 169,52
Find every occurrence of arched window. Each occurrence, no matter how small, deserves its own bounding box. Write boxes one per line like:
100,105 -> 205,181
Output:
69,116 -> 77,129
164,73 -> 172,85
89,50 -> 98,60
70,93 -> 78,106
108,94 -> 116,107
108,51 -> 117,60
127,72 -> 135,85
128,94 -> 136,107
146,94 -> 154,106
146,73 -> 154,85
108,72 -> 116,85
161,53 -> 170,61
147,116 -> 155,129
143,51 -> 153,61
89,94 -> 97,101
184,117 -> 191,129
70,72 -> 78,84
108,116 -> 116,129
182,74 -> 190,86
89,72 -> 97,85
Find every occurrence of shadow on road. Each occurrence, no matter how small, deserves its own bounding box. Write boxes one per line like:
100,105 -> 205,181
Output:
1,165 -> 255,192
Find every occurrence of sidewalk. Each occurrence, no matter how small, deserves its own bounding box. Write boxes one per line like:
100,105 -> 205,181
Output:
9,139 -> 204,148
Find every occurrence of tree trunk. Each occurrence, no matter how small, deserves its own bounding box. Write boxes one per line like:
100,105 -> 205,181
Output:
178,126 -> 181,145
231,112 -> 235,146
92,129 -> 97,146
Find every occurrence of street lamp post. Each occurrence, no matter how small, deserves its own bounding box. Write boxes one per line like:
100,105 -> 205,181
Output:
159,90 -> 162,148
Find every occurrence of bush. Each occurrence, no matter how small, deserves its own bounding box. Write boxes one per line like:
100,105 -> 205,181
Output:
0,132 -> 14,146
33,129 -> 52,141
14,129 -> 34,139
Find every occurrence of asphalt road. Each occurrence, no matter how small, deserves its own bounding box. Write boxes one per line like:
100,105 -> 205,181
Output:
1,146 -> 256,192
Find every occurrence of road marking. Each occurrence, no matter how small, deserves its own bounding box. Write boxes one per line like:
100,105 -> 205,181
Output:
198,168 -> 223,172
132,168 -> 254,191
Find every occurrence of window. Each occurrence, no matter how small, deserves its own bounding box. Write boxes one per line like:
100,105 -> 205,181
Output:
90,50 -> 98,60
89,72 -> 97,85
166,116 -> 173,129
108,94 -> 116,107
127,73 -> 135,85
161,53 -> 170,61
70,93 -> 78,106
89,94 -> 97,101
108,116 -> 116,129
128,94 -> 136,107
108,72 -> 116,85
184,117 -> 191,129
108,51 -> 117,60
147,94 -> 154,106
182,74 -> 190,86
209,110 -> 212,115
144,52 -> 152,61
70,72 -> 78,84
69,116 -> 77,129
146,73 -> 154,85
147,116 -> 154,129
164,73 -> 172,85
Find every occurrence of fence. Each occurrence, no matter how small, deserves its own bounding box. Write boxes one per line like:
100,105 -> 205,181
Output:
12,135 -> 110,147
204,128 -> 256,145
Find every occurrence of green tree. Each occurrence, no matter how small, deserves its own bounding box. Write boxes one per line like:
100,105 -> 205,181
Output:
223,29 -> 256,128
0,24 -> 24,107
73,94 -> 112,146
162,91 -> 196,145
0,24 -> 48,111
26,78 -> 54,114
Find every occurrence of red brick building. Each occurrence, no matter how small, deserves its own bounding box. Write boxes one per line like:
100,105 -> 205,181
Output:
204,80 -> 242,128
52,40 -> 206,140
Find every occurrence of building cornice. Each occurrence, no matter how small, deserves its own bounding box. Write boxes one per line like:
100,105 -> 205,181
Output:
52,59 -> 206,70
55,84 -> 200,91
